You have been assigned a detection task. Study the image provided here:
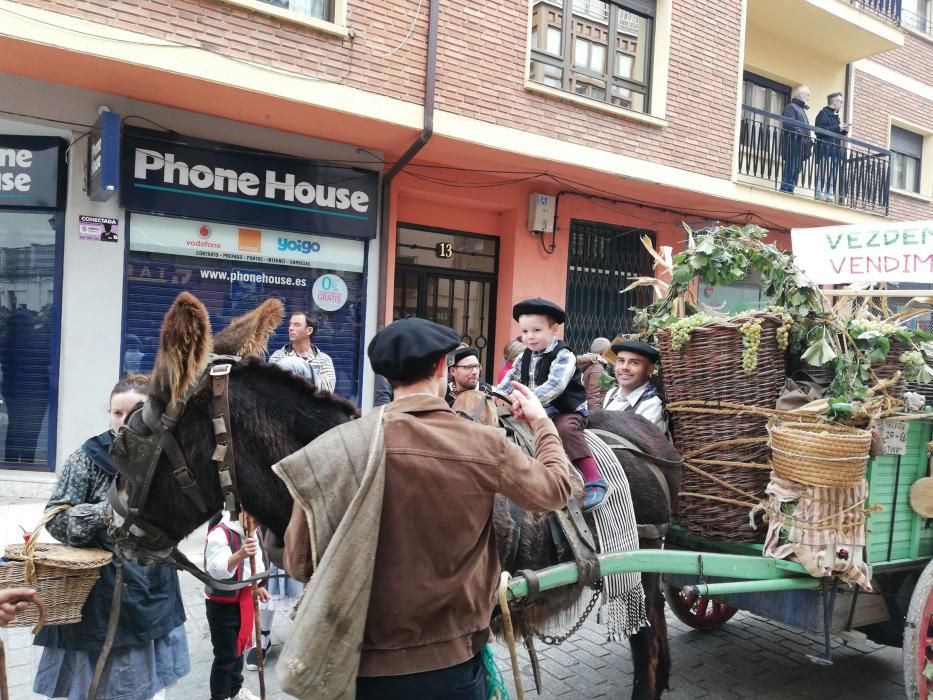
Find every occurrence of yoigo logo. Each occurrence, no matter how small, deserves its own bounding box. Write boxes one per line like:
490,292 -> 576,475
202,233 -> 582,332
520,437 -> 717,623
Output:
277,237 -> 321,254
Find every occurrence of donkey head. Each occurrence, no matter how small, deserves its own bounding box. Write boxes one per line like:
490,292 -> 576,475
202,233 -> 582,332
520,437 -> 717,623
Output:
110,292 -> 299,560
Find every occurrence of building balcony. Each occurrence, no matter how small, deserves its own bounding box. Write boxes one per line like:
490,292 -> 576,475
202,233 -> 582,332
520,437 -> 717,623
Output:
738,106 -> 891,215
747,0 -> 904,64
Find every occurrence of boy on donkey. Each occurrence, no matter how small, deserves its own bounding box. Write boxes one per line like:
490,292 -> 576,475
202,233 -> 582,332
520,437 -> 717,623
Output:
495,298 -> 609,512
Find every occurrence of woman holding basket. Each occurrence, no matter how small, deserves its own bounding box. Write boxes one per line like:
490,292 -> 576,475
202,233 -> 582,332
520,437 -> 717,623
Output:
32,375 -> 190,700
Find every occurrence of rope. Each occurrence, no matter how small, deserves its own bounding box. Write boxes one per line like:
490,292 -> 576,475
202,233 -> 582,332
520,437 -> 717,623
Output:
666,400 -> 830,423
683,437 -> 768,460
763,501 -> 884,531
690,458 -> 772,470
88,558 -> 124,700
498,572 -> 524,700
678,492 -> 759,509
683,462 -> 762,502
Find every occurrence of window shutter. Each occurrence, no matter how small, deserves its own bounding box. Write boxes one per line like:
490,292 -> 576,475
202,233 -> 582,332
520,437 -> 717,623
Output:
891,126 -> 924,158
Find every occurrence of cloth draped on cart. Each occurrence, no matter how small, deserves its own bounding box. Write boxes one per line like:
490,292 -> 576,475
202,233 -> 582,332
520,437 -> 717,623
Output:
761,472 -> 871,591
584,430 -> 650,640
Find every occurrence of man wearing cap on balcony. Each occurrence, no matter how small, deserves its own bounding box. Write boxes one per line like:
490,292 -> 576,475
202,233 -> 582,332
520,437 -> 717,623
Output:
445,346 -> 491,406
603,339 -> 667,434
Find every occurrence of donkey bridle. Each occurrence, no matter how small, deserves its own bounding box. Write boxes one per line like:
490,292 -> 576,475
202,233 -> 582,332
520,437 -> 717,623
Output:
108,355 -> 267,590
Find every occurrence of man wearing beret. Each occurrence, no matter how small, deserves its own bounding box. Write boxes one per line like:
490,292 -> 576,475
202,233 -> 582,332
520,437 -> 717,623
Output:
603,339 -> 667,432
356,318 -> 571,698
496,298 -> 609,512
445,346 -> 491,406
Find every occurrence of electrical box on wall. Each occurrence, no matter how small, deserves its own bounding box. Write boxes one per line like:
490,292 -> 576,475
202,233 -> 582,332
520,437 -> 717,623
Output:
528,193 -> 555,233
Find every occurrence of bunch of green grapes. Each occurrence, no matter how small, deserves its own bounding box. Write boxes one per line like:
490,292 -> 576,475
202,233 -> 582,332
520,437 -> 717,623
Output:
668,314 -> 713,351
849,318 -> 897,336
739,319 -> 762,372
775,313 -> 794,352
901,350 -> 926,376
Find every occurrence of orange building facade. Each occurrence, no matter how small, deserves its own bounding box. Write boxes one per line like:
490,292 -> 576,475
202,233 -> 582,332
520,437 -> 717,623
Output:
0,0 -> 931,483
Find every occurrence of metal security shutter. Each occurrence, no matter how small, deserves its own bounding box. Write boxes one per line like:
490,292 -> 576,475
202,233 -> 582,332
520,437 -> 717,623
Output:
564,220 -> 656,352
124,251 -> 364,401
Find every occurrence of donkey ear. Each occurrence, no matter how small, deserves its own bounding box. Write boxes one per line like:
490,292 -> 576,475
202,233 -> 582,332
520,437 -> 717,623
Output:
151,292 -> 213,405
213,297 -> 285,358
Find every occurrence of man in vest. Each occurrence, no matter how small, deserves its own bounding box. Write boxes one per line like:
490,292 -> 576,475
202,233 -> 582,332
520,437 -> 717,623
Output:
603,339 -> 666,432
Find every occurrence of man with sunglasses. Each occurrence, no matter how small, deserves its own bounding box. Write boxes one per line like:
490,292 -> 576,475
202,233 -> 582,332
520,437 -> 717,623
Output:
444,346 -> 491,406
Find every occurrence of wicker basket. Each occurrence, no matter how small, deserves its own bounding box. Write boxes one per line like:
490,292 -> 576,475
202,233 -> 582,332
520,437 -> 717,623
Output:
769,420 -> 872,487
871,338 -> 913,399
659,314 -> 786,542
0,505 -> 112,627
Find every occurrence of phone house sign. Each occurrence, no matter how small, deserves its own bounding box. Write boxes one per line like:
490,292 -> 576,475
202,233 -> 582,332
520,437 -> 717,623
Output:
121,127 -> 379,239
0,136 -> 66,209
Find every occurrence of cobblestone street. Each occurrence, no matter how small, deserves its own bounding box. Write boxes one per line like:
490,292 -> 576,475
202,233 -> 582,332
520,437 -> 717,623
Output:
2,558 -> 909,700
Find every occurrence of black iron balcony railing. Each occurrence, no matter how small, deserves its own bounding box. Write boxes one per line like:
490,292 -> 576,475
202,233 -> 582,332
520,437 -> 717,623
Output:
850,0 -> 902,25
738,106 -> 891,215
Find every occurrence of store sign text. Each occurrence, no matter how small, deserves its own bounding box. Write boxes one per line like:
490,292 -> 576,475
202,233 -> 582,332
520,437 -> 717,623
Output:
0,136 -> 65,209
0,149 -> 32,193
133,149 -> 371,213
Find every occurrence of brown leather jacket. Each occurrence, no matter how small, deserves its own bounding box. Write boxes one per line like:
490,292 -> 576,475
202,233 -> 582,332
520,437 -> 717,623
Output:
283,393 -> 572,677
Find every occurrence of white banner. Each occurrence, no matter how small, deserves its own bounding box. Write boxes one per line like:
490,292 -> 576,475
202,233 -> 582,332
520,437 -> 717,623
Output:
791,220 -> 933,284
129,213 -> 365,272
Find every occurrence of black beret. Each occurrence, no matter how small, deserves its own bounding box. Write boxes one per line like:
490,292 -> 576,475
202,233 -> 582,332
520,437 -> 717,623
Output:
451,346 -> 479,366
368,318 -> 461,380
610,339 -> 660,363
512,298 -> 566,324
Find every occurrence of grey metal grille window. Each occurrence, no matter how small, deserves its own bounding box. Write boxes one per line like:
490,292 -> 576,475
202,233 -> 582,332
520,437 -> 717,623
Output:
901,0 -> 932,34
259,0 -> 331,20
528,0 -> 655,113
891,126 -> 923,193
564,220 -> 655,352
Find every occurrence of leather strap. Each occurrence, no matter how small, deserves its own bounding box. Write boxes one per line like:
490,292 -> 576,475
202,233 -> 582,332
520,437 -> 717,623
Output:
516,568 -> 541,604
554,507 -> 601,587
588,428 -> 675,507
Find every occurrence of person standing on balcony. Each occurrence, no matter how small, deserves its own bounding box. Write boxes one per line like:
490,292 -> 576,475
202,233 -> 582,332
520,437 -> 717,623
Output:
779,85 -> 812,194
815,92 -> 850,202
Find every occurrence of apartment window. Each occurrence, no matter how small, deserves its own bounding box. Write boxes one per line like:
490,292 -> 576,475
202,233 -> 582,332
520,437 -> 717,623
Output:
901,0 -> 931,33
528,0 -> 655,114
891,126 -> 923,193
258,0 -> 330,20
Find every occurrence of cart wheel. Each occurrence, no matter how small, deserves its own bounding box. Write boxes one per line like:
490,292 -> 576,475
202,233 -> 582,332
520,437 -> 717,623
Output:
903,559 -> 933,699
663,584 -> 738,631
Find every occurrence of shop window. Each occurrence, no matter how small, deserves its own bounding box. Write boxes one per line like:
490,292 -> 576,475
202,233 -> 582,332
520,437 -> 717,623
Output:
124,214 -> 366,402
0,213 -> 61,468
891,125 -> 923,194
528,0 -> 655,115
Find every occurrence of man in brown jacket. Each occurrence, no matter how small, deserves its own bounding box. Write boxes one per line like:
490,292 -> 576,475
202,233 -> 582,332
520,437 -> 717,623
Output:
286,318 -> 573,700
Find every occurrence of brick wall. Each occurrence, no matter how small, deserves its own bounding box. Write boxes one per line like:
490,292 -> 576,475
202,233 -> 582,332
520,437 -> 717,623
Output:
17,0 -> 743,179
852,69 -> 933,221
872,31 -> 933,89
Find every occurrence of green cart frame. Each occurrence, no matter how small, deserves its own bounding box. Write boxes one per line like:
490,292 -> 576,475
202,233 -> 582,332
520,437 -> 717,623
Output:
505,418 -> 933,699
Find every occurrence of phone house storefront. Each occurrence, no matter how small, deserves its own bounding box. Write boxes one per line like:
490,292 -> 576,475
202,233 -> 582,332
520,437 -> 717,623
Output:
0,134 -> 66,471
121,128 -> 379,403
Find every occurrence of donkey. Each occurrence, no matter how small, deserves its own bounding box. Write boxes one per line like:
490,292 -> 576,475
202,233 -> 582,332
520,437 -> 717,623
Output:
111,293 -> 678,700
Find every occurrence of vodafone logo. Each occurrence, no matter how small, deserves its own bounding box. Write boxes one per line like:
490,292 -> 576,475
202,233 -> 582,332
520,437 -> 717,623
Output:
186,224 -> 220,249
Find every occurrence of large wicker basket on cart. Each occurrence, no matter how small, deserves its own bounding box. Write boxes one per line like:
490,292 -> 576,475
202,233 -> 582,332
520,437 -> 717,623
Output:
0,505 -> 112,627
658,313 -> 786,542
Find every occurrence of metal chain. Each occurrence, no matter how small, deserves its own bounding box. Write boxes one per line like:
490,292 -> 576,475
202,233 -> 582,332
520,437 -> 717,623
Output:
526,581 -> 603,646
